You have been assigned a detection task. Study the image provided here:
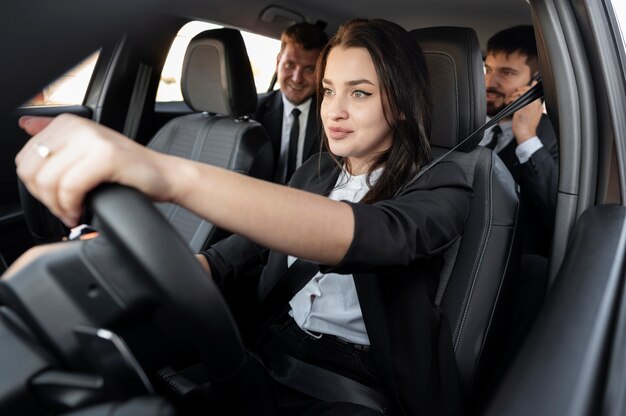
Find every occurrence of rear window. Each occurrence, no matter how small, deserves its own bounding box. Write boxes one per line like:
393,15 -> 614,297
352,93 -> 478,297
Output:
156,21 -> 281,102
612,0 -> 626,50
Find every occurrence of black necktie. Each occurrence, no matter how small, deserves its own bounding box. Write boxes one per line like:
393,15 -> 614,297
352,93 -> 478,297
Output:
286,108 -> 301,181
484,124 -> 502,150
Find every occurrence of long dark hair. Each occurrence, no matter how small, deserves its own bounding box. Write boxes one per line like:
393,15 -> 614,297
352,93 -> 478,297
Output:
316,19 -> 432,203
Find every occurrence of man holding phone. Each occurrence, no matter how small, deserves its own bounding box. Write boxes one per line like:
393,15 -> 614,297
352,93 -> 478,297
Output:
481,25 -> 558,330
482,25 -> 558,255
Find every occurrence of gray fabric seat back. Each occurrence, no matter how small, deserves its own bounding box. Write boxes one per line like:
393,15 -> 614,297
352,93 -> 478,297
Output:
149,29 -> 273,252
410,27 -> 520,397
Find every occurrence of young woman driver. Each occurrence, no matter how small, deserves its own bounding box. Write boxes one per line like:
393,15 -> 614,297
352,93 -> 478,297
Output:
11,19 -> 472,416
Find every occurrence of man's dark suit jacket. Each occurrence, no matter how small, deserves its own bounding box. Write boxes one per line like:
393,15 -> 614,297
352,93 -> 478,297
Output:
202,153 -> 473,415
496,114 -> 558,257
252,90 -> 322,182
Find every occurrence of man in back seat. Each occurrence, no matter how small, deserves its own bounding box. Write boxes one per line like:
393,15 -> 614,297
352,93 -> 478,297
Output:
480,25 -> 559,330
253,22 -> 328,183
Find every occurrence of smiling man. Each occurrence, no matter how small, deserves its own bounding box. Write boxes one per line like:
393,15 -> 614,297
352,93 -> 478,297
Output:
253,23 -> 328,183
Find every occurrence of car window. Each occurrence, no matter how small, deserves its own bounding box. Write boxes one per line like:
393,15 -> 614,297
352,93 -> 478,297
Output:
156,21 -> 281,102
612,0 -> 626,50
22,52 -> 100,107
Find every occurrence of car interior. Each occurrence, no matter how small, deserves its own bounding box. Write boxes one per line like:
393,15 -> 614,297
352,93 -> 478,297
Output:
1,0 -> 626,415
0,22 -> 518,415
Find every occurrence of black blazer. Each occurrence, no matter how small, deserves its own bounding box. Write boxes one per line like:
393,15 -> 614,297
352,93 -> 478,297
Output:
252,90 -> 322,182
202,153 -> 473,415
496,114 -> 558,256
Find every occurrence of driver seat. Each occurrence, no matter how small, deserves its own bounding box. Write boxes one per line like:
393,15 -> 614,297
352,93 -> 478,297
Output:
410,26 -> 520,405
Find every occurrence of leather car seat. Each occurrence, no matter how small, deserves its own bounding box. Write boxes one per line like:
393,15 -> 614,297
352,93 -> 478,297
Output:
410,26 -> 520,402
149,28 -> 273,252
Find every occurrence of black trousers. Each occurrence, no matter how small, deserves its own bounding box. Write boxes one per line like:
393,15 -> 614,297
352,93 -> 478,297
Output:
212,317 -> 390,416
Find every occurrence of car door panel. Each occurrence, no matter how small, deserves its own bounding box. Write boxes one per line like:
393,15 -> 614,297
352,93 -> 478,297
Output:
486,204 -> 626,416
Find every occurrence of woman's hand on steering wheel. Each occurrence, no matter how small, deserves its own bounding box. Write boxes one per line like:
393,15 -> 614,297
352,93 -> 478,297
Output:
16,114 -> 178,227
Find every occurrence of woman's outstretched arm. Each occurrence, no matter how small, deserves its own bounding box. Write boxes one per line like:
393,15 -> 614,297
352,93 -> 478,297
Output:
16,114 -> 353,265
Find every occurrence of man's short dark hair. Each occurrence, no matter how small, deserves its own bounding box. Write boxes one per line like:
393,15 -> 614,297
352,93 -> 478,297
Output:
487,25 -> 539,73
280,22 -> 329,52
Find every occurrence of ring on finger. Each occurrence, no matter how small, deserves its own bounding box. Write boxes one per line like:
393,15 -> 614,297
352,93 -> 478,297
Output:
33,142 -> 53,159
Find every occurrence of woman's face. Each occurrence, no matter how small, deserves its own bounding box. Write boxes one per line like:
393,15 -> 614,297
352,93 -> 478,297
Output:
321,46 -> 393,175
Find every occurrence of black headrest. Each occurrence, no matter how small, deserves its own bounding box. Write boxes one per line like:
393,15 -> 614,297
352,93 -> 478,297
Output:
181,28 -> 257,117
410,27 -> 486,152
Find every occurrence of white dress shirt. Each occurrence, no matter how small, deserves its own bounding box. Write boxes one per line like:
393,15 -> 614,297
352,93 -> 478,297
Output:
288,168 -> 383,345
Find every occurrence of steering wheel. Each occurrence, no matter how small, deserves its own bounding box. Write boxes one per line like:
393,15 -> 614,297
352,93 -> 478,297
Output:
87,184 -> 246,382
18,178 -> 69,243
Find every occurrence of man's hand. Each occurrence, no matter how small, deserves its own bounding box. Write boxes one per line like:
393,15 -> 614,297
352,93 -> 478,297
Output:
505,83 -> 543,144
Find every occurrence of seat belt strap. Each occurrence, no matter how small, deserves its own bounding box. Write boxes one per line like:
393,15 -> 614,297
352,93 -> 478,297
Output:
394,81 -> 544,198
257,264 -> 390,413
267,352 -> 390,414
123,63 -> 152,139
256,259 -> 319,328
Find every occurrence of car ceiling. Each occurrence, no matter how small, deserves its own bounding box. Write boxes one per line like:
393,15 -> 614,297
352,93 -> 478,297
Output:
161,0 -> 534,46
1,0 -> 532,115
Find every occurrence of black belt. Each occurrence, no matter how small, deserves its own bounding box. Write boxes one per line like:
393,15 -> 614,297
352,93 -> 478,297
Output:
267,351 -> 391,414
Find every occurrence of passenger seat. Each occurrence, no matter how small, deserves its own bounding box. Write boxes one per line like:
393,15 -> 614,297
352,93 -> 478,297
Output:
148,28 -> 273,252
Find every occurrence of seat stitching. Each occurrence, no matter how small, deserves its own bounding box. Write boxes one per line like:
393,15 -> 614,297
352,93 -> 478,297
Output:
453,150 -> 493,352
425,50 -> 459,146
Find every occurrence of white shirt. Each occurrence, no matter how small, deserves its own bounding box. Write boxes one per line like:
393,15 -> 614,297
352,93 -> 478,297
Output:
277,94 -> 312,181
479,118 -> 543,164
288,168 -> 383,345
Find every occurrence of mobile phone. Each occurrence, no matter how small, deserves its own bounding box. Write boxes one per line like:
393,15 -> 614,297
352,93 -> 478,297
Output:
529,72 -> 544,103
529,72 -> 542,86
